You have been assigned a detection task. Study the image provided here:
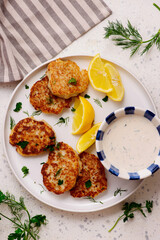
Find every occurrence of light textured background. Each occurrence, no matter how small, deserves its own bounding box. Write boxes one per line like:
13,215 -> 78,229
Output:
1,0 -> 160,239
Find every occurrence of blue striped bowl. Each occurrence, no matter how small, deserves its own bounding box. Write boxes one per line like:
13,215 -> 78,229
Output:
96,106 -> 160,180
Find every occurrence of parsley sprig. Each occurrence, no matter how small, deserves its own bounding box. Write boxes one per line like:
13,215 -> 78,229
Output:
108,200 -> 153,232
0,190 -> 47,239
104,3 -> 160,56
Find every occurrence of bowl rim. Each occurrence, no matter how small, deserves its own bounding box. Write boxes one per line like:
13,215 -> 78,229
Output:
96,106 -> 160,180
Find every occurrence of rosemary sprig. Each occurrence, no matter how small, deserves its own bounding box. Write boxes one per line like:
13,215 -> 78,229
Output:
108,200 -> 153,232
0,190 -> 47,239
104,3 -> 160,56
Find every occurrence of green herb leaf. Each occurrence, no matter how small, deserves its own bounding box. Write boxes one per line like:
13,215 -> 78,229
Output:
102,96 -> 108,102
58,179 -> 63,185
108,200 -> 153,232
43,144 -> 55,152
114,188 -> 127,196
71,107 -> 76,112
25,84 -> 29,89
40,162 -> 45,165
93,98 -> 102,108
13,102 -> 22,112
10,116 -> 16,130
68,78 -> 77,85
21,166 -> 29,178
0,190 -> 47,239
84,94 -> 90,99
30,214 -> 47,227
54,117 -> 69,126
56,142 -> 61,149
31,110 -> 42,116
85,180 -> 92,189
55,168 -> 62,177
104,17 -> 160,56
17,141 -> 29,149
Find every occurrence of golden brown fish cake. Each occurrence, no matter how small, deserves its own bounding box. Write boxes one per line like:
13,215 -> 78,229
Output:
46,59 -> 89,99
30,77 -> 71,114
9,117 -> 56,156
70,152 -> 107,198
41,142 -> 81,195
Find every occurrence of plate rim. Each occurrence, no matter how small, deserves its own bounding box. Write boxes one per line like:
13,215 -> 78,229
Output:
3,54 -> 156,212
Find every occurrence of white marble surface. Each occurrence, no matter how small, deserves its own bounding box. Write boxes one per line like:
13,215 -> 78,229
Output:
1,0 -> 160,239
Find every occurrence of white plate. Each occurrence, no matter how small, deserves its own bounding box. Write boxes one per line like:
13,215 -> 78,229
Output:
3,55 -> 156,212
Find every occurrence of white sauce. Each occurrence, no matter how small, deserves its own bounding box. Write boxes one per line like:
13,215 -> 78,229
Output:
103,115 -> 160,172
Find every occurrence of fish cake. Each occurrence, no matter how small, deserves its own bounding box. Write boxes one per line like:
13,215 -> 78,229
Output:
9,117 -> 56,156
46,59 -> 89,99
30,76 -> 71,114
41,142 -> 81,194
70,152 -> 107,198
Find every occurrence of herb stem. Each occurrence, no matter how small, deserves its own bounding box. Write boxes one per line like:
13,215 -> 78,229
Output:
108,214 -> 124,232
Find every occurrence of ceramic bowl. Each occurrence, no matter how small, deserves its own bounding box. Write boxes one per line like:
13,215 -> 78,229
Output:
96,106 -> 160,180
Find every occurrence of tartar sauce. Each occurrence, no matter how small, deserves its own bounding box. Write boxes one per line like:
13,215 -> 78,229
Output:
103,115 -> 160,172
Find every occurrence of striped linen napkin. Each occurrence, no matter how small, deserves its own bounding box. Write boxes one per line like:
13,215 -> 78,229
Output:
0,0 -> 111,82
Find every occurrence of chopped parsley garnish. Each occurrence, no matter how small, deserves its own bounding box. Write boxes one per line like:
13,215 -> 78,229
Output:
55,117 -> 69,126
13,102 -> 22,112
17,141 -> 29,149
71,107 -> 76,112
43,144 -> 55,152
114,188 -> 127,196
10,116 -> 16,130
93,98 -> 102,108
58,179 -> 63,185
108,200 -> 153,232
68,78 -> 77,85
31,110 -> 42,116
102,96 -> 108,102
40,162 -> 45,165
56,142 -> 61,149
84,94 -> 90,99
85,180 -> 92,189
21,166 -> 29,178
49,136 -> 55,140
25,84 -> 29,89
55,168 -> 62,177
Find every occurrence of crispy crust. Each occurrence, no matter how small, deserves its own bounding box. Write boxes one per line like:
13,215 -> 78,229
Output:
9,117 -> 56,156
41,142 -> 81,194
46,59 -> 89,99
70,152 -> 107,198
30,76 -> 71,114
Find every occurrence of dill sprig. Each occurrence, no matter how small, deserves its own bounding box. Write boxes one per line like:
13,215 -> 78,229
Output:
108,200 -> 153,232
0,190 -> 47,239
104,3 -> 160,56
54,117 -> 69,126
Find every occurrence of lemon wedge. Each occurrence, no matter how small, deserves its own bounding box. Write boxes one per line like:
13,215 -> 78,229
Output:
104,62 -> 124,101
72,96 -> 95,135
76,122 -> 102,153
88,54 -> 113,93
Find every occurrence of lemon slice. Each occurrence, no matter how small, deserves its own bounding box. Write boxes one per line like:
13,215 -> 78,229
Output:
104,62 -> 124,101
88,54 -> 113,93
72,96 -> 95,135
76,122 -> 102,153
